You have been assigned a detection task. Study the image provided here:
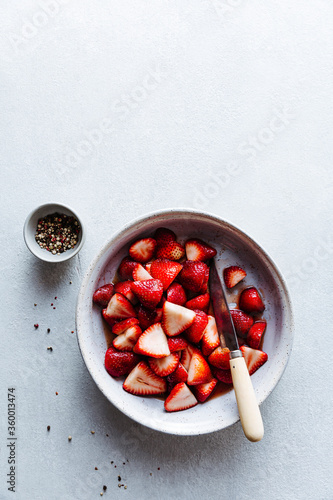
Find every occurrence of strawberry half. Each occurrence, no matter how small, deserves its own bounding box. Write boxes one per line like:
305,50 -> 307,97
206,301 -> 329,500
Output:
112,317 -> 139,335
156,241 -> 185,261
114,281 -> 138,305
212,367 -> 233,384
154,227 -> 176,247
240,345 -> 268,375
179,261 -> 209,293
193,378 -> 218,403
201,315 -> 220,357
132,263 -> 153,281
118,257 -> 137,281
166,283 -> 187,306
164,382 -> 198,412
187,351 -> 212,386
129,237 -> 157,263
105,347 -> 140,378
167,362 -> 188,390
185,310 -> 208,344
162,301 -> 196,337
230,309 -> 254,337
113,324 -> 142,351
137,305 -> 159,330
208,347 -> 230,370
102,309 -> 117,328
150,258 -> 182,291
131,279 -> 163,310
93,284 -> 114,307
185,293 -> 210,313
105,293 -> 137,320
167,336 -> 188,352
148,352 -> 180,377
223,266 -> 247,289
123,361 -> 166,396
247,320 -> 267,349
239,287 -> 265,314
185,238 -> 217,262
133,323 -> 170,358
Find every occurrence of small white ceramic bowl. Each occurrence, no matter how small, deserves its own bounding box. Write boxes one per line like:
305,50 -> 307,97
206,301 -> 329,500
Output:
23,203 -> 85,263
76,209 -> 293,435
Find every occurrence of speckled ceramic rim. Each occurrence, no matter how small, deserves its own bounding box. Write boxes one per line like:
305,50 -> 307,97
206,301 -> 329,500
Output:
76,208 -> 294,435
23,202 -> 86,263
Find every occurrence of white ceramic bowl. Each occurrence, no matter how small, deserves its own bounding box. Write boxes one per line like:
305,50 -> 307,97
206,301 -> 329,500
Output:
76,209 -> 293,435
23,203 -> 85,263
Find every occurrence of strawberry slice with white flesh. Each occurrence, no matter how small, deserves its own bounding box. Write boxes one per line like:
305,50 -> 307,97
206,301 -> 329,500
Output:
123,361 -> 166,396
129,238 -> 157,263
164,382 -> 198,412
187,351 -> 212,385
133,323 -> 170,358
185,238 -> 217,262
162,301 -> 196,337
240,345 -> 268,375
113,325 -> 142,351
201,315 -> 220,357
132,263 -> 153,281
193,378 -> 218,403
148,352 -> 180,377
105,293 -> 137,320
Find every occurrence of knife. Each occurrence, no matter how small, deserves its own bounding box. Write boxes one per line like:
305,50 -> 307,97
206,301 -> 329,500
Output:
209,259 -> 264,442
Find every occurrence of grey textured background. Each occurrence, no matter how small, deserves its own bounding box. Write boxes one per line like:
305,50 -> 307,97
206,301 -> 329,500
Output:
1,1 -> 333,499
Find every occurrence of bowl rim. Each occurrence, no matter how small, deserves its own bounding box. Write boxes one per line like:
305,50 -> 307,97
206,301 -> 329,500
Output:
23,202 -> 86,262
76,208 -> 294,435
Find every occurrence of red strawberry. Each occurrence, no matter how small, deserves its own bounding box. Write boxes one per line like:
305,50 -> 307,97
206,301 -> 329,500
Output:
105,347 -> 140,378
166,283 -> 187,306
187,351 -> 212,385
123,361 -> 166,395
132,263 -> 153,281
185,293 -> 210,313
212,367 -> 233,384
185,310 -> 208,344
137,305 -> 158,330
240,345 -> 268,375
230,309 -> 254,337
239,287 -> 265,314
185,238 -> 217,262
223,266 -> 247,289
164,382 -> 198,412
118,257 -> 137,280
156,241 -> 185,261
133,323 -> 170,358
113,325 -> 142,351
247,320 -> 267,349
193,378 -> 218,403
148,352 -> 180,377
129,237 -> 157,263
102,309 -> 117,328
131,279 -> 163,310
150,258 -> 182,291
93,283 -> 114,307
201,315 -> 220,357
114,281 -> 138,305
167,362 -> 188,390
180,345 -> 194,371
167,336 -> 188,352
179,261 -> 209,293
105,293 -> 137,320
162,301 -> 196,337
154,227 -> 176,247
112,317 -> 139,335
208,347 -> 230,370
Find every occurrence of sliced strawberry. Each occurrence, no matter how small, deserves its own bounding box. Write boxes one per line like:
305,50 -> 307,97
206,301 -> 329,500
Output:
208,347 -> 230,370
187,351 -> 212,385
123,361 -> 166,396
131,279 -> 163,310
129,237 -> 157,263
137,305 -> 158,330
180,345 -> 193,371
145,262 -> 152,274
118,257 -> 137,281
150,258 -> 182,290
240,345 -> 268,375
167,336 -> 188,353
162,301 -> 196,337
113,325 -> 142,351
166,282 -> 187,306
223,266 -> 247,289
167,362 -> 188,390
239,287 -> 265,314
154,227 -> 176,247
133,323 -> 170,358
247,320 -> 267,349
114,281 -> 138,305
105,347 -> 140,377
193,378 -> 218,403
185,293 -> 210,313
93,284 -> 114,307
201,315 -> 220,357
185,310 -> 208,344
105,293 -> 137,320
156,240 -> 185,261
102,309 -> 117,328
185,238 -> 217,262
112,317 -> 139,335
179,261 -> 209,293
164,382 -> 198,412
230,309 -> 254,337
148,352 -> 180,377
212,367 -> 233,384
132,263 -> 153,281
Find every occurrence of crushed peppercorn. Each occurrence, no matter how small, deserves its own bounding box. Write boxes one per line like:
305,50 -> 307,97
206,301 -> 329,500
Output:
35,212 -> 80,255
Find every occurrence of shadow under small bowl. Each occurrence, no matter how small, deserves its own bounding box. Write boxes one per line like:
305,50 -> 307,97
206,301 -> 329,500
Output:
23,203 -> 85,263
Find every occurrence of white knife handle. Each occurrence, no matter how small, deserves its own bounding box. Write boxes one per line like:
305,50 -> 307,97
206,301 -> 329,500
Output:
229,355 -> 264,442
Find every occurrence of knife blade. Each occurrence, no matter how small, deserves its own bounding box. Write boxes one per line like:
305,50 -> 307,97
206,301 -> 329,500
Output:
209,258 -> 264,442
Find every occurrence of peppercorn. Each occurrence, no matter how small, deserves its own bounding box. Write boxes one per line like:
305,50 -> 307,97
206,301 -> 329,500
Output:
35,212 -> 80,255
